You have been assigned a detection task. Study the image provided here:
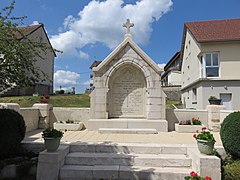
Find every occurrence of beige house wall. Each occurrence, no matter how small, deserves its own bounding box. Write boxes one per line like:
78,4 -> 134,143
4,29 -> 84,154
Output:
201,42 -> 240,79
182,80 -> 240,110
168,71 -> 181,85
181,30 -> 201,89
181,30 -> 240,110
28,27 -> 55,88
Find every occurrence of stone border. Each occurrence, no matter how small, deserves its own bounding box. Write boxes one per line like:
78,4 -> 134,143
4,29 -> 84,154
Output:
53,122 -> 83,131
187,147 -> 221,180
37,145 -> 69,180
175,123 -> 205,133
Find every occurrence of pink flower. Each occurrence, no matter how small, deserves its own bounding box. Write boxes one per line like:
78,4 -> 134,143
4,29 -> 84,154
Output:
202,127 -> 207,131
190,171 -> 198,177
193,134 -> 197,138
205,176 -> 212,180
192,118 -> 195,121
196,130 -> 199,133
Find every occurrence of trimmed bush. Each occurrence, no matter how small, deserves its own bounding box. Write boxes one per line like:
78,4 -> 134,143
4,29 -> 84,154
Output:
0,109 -> 26,159
220,111 -> 240,159
224,160 -> 240,180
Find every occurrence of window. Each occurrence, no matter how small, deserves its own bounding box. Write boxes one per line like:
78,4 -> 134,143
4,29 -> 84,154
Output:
201,53 -> 219,78
192,88 -> 197,102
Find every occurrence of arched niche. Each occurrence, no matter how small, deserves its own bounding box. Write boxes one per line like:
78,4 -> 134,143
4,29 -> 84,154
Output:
107,64 -> 146,118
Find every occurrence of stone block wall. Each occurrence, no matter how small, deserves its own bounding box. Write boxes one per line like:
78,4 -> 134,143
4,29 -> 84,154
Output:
20,108 -> 39,132
162,86 -> 181,100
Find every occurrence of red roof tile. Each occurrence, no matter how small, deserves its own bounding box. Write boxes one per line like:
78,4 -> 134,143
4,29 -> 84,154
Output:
185,18 -> 240,42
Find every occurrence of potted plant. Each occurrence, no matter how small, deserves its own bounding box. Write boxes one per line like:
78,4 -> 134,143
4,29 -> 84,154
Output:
42,128 -> 64,152
175,118 -> 204,133
184,171 -> 212,180
193,127 -> 215,155
39,95 -> 50,103
192,117 -> 202,125
208,96 -> 221,105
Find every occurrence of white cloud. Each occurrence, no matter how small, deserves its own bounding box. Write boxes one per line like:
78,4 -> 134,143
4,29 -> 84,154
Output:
50,0 -> 173,58
32,21 -> 39,25
79,51 -> 89,60
158,63 -> 166,69
54,70 -> 80,87
81,80 -> 93,86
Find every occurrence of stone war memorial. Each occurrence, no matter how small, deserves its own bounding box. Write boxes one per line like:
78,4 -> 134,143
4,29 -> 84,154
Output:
88,19 -> 168,133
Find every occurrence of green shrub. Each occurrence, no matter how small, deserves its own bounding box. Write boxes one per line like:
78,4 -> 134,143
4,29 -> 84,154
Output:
0,109 -> 26,159
224,160 -> 240,180
220,112 -> 240,159
55,90 -> 65,94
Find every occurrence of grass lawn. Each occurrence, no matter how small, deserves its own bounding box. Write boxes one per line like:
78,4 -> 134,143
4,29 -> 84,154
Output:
166,100 -> 182,108
0,94 -> 90,107
0,94 -> 180,108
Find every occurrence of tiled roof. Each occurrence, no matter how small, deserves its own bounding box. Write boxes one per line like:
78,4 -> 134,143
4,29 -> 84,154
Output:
185,18 -> 240,42
15,24 -> 42,39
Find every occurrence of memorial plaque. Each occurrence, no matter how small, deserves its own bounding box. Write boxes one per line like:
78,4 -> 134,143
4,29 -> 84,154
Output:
109,67 -> 146,117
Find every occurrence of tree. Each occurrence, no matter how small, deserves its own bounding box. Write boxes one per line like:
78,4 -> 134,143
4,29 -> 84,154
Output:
0,1 -> 54,90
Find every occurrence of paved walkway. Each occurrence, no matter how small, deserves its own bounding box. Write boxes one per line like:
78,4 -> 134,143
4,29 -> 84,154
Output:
24,129 -> 222,146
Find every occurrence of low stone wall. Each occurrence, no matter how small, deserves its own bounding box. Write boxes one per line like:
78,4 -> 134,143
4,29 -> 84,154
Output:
162,86 -> 181,100
50,108 -> 90,129
20,108 -> 39,132
220,110 -> 235,124
166,109 -> 208,131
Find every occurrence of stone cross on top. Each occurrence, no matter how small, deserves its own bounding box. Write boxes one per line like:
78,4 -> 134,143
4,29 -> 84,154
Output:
123,19 -> 134,35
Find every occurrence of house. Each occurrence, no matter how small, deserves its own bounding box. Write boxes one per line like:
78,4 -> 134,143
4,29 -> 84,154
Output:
181,18 -> 240,110
161,51 -> 181,86
1,23 -> 56,96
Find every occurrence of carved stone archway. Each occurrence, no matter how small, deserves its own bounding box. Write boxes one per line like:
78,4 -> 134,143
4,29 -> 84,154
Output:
108,64 -> 146,118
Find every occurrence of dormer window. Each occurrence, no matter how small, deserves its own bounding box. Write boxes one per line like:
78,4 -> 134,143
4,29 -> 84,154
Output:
200,52 -> 219,78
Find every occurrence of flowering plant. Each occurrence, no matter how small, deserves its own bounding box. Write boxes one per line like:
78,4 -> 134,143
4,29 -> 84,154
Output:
184,171 -> 212,180
192,117 -> 202,125
39,95 -> 50,103
193,127 -> 215,142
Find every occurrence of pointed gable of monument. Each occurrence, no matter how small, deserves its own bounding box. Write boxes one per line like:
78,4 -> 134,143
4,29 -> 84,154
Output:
93,36 -> 161,75
89,19 -> 167,132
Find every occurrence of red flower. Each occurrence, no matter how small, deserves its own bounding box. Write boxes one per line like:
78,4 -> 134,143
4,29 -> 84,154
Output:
192,118 -> 195,121
196,130 -> 199,133
190,171 -> 198,177
202,127 -> 207,131
205,176 -> 212,180
193,134 -> 197,138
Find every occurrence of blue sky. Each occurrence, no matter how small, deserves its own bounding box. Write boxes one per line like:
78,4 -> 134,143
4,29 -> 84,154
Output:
2,0 -> 240,93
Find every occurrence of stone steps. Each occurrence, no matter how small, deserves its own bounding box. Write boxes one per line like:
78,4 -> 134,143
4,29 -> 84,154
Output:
65,152 -> 191,167
69,142 -> 187,154
59,165 -> 192,180
98,128 -> 158,134
57,143 -> 193,179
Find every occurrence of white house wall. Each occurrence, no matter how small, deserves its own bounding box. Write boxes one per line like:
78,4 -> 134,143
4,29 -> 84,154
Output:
168,71 -> 182,85
181,30 -> 201,89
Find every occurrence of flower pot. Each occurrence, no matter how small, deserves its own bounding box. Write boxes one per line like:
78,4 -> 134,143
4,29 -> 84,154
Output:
197,139 -> 215,155
44,137 -> 61,152
208,99 -> 221,105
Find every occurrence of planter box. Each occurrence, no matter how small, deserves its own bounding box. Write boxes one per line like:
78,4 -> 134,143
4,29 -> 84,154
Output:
175,123 -> 205,133
208,99 -> 221,105
53,122 -> 83,131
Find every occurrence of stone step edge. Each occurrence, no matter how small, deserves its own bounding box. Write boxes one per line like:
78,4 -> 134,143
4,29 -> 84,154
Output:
59,165 -> 193,179
98,128 -> 158,134
69,143 -> 188,154
60,164 -> 193,173
65,152 -> 192,167
66,152 -> 190,159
